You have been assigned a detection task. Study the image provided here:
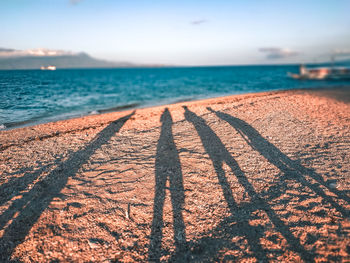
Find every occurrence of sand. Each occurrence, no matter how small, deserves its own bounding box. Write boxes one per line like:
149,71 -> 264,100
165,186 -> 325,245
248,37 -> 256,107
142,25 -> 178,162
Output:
0,87 -> 349,262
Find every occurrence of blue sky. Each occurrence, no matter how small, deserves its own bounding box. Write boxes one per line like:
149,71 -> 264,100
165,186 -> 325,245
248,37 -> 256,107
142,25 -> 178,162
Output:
1,0 -> 349,65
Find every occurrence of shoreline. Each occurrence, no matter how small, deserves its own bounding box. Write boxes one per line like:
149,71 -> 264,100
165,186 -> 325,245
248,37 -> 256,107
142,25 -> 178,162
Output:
0,88 -> 315,149
2,85 -> 349,131
2,84 -> 349,132
1,86 -> 349,152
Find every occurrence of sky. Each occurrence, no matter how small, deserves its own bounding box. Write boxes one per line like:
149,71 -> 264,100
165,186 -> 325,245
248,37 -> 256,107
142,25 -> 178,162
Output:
1,0 -> 350,65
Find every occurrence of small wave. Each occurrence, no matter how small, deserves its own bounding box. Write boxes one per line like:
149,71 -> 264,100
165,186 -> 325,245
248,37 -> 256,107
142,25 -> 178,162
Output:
0,124 -> 6,130
174,97 -> 194,103
99,103 -> 140,113
3,118 -> 43,129
89,110 -> 100,115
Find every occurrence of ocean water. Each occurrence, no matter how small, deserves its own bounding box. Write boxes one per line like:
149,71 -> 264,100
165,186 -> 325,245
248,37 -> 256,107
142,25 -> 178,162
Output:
1,65 -> 349,129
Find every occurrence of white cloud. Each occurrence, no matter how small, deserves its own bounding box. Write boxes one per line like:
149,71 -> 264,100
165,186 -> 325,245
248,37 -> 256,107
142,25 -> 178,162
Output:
0,48 -> 76,57
190,19 -> 208,25
70,0 -> 82,5
259,47 -> 299,59
334,49 -> 350,56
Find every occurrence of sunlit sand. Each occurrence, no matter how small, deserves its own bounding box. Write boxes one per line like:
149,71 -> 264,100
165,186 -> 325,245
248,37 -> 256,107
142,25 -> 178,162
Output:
0,88 -> 349,262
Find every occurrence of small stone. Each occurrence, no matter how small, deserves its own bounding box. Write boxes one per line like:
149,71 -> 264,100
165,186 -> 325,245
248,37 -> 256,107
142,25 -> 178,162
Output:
88,239 -> 100,249
329,183 -> 337,189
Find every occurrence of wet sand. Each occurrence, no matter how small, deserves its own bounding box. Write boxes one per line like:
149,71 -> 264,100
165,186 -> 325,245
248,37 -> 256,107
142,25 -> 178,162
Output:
0,87 -> 349,262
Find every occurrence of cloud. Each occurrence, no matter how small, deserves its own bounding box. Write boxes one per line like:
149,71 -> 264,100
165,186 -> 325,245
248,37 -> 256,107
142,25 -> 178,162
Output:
0,48 -> 18,56
190,19 -> 208,25
334,49 -> 350,56
0,48 -> 15,52
70,0 -> 82,5
259,47 -> 299,59
0,48 -> 76,57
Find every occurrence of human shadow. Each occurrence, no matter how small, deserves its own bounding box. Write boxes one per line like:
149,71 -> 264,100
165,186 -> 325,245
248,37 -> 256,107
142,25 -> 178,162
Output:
207,107 -> 349,217
0,111 -> 134,262
183,106 -> 314,262
148,108 -> 187,262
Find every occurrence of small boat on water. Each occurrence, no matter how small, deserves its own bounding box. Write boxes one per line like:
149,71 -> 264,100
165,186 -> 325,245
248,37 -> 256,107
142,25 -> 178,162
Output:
288,65 -> 350,80
40,65 -> 56,70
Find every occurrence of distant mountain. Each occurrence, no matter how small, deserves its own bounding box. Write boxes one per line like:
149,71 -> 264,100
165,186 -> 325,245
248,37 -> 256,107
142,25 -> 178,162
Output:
313,58 -> 350,67
335,58 -> 350,66
0,48 -> 135,69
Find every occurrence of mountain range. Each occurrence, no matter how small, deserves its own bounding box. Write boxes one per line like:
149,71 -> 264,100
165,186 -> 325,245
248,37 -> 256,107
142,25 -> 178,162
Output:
0,48 -> 135,69
1,47 -> 349,70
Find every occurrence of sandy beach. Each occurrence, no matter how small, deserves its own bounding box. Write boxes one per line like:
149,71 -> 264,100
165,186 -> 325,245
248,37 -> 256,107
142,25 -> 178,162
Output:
0,87 -> 349,262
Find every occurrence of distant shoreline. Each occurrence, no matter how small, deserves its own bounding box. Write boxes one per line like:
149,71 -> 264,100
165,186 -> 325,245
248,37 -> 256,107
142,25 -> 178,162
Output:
0,57 -> 349,70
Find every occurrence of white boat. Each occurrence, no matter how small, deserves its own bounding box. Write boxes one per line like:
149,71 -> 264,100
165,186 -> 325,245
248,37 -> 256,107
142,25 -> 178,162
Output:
288,65 -> 350,80
40,65 -> 56,70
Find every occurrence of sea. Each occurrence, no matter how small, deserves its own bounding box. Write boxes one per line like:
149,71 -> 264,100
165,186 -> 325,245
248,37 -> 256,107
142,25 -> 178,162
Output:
1,65 -> 349,130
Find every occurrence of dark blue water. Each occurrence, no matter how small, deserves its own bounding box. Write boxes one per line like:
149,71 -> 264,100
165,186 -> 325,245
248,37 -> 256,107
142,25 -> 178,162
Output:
1,65 -> 349,129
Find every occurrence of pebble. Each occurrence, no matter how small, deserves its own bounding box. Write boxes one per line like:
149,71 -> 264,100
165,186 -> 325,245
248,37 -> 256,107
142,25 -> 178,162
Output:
329,183 -> 337,189
88,240 -> 100,249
